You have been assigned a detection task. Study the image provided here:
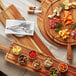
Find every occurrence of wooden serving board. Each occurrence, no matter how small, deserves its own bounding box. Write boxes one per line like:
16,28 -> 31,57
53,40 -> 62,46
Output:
5,42 -> 60,76
45,0 -> 76,46
5,42 -> 76,76
0,1 -> 54,57
37,0 -> 65,47
37,0 -> 76,59
0,1 -> 75,76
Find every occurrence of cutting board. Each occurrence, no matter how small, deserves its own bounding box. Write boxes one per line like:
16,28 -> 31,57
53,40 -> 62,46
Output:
0,1 -> 53,57
0,0 -> 75,76
37,0 -> 62,47
37,0 -> 76,60
5,42 -> 76,76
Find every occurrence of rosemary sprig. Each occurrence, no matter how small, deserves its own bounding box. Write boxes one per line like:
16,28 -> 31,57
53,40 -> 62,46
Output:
60,3 -> 65,10
69,23 -> 76,30
55,23 -> 62,31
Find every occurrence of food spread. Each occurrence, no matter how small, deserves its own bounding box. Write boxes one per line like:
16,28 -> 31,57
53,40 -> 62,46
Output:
12,46 -> 21,55
70,28 -> 76,40
29,50 -> 37,59
44,57 -> 53,68
48,0 -> 76,42
18,55 -> 28,64
49,68 -> 59,76
32,60 -> 42,70
10,44 -> 69,76
58,63 -> 68,72
57,29 -> 70,39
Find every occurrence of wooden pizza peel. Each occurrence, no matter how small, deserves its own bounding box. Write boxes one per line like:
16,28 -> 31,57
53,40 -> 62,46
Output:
0,0 -> 75,76
0,0 -> 54,57
37,0 -> 76,60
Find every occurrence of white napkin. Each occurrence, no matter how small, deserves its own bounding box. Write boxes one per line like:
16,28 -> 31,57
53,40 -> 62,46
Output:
5,20 -> 35,36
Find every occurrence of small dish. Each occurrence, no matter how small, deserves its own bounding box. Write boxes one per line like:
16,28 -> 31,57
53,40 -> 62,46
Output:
15,34 -> 25,37
58,63 -> 68,72
12,46 -> 21,55
32,60 -> 42,70
44,57 -> 53,68
49,67 -> 59,76
18,54 -> 28,64
29,50 -> 37,60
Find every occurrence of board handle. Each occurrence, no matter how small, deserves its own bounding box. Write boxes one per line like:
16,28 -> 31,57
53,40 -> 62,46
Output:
0,44 -> 9,53
67,44 -> 72,60
0,0 -> 6,10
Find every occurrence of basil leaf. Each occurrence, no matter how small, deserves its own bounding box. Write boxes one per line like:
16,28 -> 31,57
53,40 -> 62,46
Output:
70,23 -> 76,29
55,27 -> 61,31
60,3 -> 65,10
56,23 -> 62,28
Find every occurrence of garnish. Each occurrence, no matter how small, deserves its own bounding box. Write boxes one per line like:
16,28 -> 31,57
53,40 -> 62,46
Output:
68,2 -> 76,9
55,23 -> 62,31
56,23 -> 62,28
12,46 -> 21,55
58,64 -> 68,72
50,18 -> 62,29
33,60 -> 42,70
55,28 -> 61,31
70,23 -> 76,29
48,6 -> 63,18
63,11 -> 73,25
60,3 -> 65,10
63,0 -> 69,10
70,29 -> 76,40
44,57 -> 53,68
18,55 -> 28,64
29,50 -> 37,60
49,68 -> 59,76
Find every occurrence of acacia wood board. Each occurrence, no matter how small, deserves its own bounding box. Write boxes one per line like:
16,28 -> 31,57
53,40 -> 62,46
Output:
37,0 -> 65,47
37,0 -> 76,46
0,3 -> 53,57
37,0 -> 76,60
5,42 -> 76,76
0,1 -> 75,76
45,0 -> 76,46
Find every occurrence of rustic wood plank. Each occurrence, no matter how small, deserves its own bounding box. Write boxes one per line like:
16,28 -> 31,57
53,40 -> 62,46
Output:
0,3 -> 54,56
0,0 -> 75,76
37,0 -> 76,60
5,42 -> 76,76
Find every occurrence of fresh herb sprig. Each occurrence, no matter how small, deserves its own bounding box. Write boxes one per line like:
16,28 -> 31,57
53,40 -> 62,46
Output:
55,23 -> 62,31
69,23 -> 76,30
60,3 -> 65,10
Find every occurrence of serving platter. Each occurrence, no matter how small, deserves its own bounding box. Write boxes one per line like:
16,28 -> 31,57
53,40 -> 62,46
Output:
37,0 -> 76,60
0,0 -> 75,76
0,0 -> 53,57
4,42 -> 76,76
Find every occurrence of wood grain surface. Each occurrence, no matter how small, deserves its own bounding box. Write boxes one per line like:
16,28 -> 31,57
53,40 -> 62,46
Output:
37,0 -> 76,60
45,0 -> 76,45
0,2 -> 54,57
0,0 -> 75,76
5,42 -> 76,76
37,0 -> 65,47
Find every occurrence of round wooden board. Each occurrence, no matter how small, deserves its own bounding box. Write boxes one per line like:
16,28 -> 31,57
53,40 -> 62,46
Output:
37,0 -> 76,47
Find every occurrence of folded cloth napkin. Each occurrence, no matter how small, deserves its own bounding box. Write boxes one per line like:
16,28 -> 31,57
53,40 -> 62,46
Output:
5,20 -> 35,36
